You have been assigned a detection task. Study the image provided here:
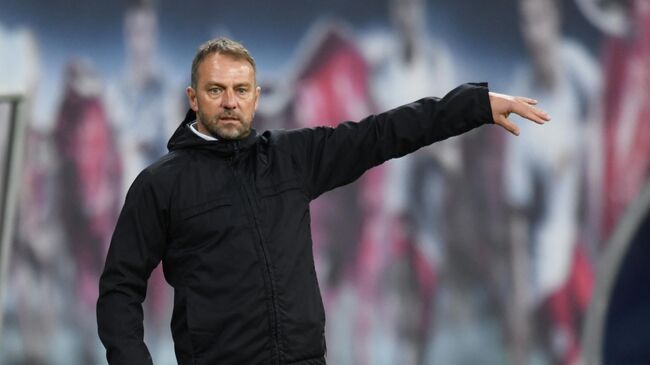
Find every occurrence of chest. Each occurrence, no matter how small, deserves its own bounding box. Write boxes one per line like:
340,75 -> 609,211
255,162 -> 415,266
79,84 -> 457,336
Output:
166,150 -> 308,251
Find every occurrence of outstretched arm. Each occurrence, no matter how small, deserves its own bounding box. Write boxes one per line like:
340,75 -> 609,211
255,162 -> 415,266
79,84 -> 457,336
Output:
489,92 -> 551,136
283,83 -> 494,199
280,83 -> 551,199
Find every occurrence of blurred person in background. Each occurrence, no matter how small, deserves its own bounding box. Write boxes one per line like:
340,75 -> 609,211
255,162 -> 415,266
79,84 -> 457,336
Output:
106,0 -> 181,362
287,22 -> 373,365
598,0 -> 650,242
54,59 -> 122,363
108,0 -> 181,193
10,129 -> 66,364
357,0 -> 461,363
0,21 -> 61,364
504,0 -> 600,363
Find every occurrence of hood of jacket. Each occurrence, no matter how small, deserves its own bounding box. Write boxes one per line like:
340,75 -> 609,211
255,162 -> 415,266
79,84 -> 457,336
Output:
167,108 -> 259,156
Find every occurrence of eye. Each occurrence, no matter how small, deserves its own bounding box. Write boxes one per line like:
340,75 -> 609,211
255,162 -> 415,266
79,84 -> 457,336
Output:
208,87 -> 222,95
237,87 -> 248,95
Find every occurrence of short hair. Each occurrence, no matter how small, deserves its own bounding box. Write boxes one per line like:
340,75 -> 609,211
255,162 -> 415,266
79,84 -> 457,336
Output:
190,38 -> 257,89
127,0 -> 154,11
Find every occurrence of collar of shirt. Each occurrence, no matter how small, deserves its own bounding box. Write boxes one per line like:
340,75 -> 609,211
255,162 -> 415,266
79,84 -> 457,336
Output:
190,121 -> 218,141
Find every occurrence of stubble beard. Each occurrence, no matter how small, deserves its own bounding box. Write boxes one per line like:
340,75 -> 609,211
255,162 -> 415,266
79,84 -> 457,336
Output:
197,109 -> 252,140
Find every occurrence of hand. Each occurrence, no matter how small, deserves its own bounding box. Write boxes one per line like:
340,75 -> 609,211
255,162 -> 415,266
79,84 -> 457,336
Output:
488,92 -> 551,136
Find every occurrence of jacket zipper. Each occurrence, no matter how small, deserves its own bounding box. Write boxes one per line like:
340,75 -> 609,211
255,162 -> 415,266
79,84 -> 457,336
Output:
229,143 -> 282,364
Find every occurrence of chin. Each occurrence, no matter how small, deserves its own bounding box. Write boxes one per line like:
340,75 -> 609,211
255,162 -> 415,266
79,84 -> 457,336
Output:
217,127 -> 249,140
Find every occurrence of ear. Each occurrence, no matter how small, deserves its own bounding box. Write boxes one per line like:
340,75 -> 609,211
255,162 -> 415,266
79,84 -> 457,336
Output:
186,86 -> 198,112
253,86 -> 261,111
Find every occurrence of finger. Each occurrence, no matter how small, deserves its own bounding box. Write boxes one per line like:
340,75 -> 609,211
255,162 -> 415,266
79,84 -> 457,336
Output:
535,107 -> 552,121
516,96 -> 538,105
512,102 -> 551,124
495,115 -> 520,136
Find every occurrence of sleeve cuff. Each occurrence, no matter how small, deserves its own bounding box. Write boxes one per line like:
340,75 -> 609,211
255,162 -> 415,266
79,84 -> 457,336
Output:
470,82 -> 495,125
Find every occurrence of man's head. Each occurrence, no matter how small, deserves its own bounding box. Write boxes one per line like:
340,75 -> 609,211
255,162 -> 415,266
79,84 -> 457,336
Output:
390,0 -> 426,44
519,0 -> 561,86
124,0 -> 158,70
186,38 -> 261,140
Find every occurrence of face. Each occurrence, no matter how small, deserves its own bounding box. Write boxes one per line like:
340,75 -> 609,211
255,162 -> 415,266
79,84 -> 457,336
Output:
520,0 -> 560,80
125,8 -> 157,65
186,53 -> 260,140
390,0 -> 426,42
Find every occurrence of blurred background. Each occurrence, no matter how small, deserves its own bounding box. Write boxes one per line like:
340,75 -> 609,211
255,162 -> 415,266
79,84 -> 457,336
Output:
0,0 -> 649,364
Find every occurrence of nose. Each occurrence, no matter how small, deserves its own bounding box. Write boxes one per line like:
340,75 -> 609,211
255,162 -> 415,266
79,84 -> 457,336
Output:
221,88 -> 237,109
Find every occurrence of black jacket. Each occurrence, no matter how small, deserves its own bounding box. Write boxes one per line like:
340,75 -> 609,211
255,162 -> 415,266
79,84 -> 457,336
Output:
97,83 -> 494,364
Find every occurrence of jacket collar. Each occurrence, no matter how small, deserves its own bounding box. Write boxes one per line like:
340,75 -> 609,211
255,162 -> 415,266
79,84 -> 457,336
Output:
167,109 -> 258,156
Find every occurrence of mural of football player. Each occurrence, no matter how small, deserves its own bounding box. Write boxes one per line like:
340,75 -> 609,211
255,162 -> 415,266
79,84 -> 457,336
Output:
504,0 -> 600,363
357,0 -> 464,363
54,59 -> 122,363
287,22 -> 373,364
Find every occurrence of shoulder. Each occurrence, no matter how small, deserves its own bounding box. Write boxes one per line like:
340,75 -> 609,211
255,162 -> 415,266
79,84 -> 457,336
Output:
560,39 -> 596,65
359,30 -> 395,68
149,149 -> 188,171
261,128 -> 311,144
260,129 -> 299,153
135,151 -> 190,191
560,40 -> 600,78
560,39 -> 602,93
260,127 -> 332,155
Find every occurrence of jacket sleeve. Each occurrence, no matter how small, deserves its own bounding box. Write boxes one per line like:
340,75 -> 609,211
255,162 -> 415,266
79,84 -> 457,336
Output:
285,82 -> 494,199
96,169 -> 169,365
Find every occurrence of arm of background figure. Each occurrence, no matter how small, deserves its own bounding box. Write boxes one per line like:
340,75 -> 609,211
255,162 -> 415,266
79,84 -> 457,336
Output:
96,170 -> 169,365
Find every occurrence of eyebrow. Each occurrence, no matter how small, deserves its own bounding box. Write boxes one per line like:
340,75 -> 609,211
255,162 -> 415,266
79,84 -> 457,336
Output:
204,81 -> 253,88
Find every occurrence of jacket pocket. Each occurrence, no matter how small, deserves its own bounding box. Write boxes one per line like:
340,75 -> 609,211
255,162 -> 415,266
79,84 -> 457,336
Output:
169,196 -> 234,254
257,177 -> 304,198
179,196 -> 232,221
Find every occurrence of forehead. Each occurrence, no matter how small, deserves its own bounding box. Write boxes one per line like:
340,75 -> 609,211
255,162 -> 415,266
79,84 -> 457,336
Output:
520,0 -> 556,17
197,53 -> 255,84
125,8 -> 156,32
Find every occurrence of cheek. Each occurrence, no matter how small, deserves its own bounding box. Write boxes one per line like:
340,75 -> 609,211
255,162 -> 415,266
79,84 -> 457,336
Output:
244,98 -> 258,112
198,97 -> 219,111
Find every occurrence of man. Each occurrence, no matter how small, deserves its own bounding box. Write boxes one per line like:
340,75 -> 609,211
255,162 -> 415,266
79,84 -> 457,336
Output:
108,0 -> 181,195
54,59 -> 122,363
357,0 -> 459,362
97,37 -> 549,364
504,0 -> 599,363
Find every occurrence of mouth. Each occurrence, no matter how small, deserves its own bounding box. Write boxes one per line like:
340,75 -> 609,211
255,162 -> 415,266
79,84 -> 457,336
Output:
218,112 -> 241,121
217,115 -> 240,122
219,118 -> 241,126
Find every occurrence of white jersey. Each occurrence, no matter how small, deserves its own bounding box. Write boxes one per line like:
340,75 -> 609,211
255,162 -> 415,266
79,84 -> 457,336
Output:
362,31 -> 458,258
106,70 -> 180,198
358,31 -> 458,365
505,40 -> 600,302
